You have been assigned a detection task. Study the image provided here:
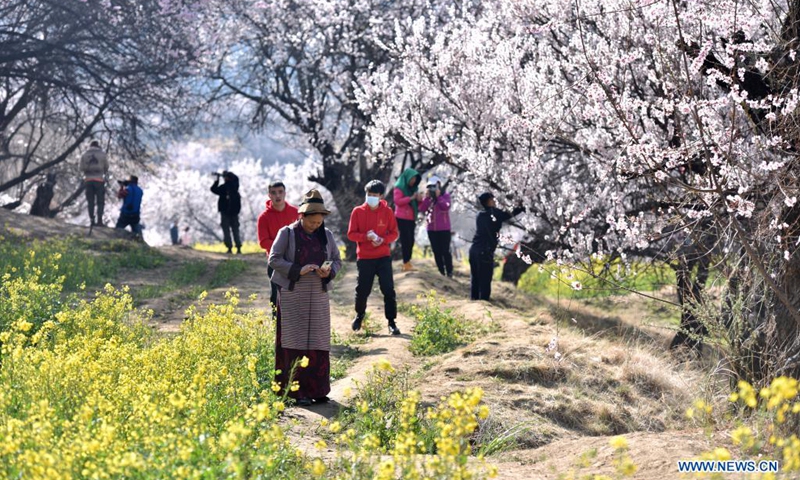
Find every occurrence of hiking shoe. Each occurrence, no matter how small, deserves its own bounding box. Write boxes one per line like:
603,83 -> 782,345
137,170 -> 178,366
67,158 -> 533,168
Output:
236,247 -> 242,254
296,398 -> 312,407
351,314 -> 364,331
388,322 -> 401,336
226,248 -> 232,254
313,396 -> 330,404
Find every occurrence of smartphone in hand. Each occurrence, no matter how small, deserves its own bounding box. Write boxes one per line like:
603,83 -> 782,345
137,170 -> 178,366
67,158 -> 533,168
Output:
320,260 -> 333,270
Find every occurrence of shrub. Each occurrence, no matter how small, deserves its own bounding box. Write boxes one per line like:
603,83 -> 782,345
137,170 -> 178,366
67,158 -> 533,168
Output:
0,282 -> 305,478
0,234 -> 163,291
517,258 -> 676,299
407,291 -> 476,356
0,263 -> 71,337
329,360 -> 497,479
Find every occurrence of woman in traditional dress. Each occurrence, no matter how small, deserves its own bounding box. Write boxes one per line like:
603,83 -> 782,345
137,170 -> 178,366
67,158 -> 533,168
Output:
269,190 -> 341,406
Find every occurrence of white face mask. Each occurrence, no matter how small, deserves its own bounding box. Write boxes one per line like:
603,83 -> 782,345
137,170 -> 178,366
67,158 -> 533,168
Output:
366,195 -> 380,208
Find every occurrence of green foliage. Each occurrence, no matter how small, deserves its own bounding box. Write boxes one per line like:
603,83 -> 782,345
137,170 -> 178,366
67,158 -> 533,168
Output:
0,234 -> 163,291
331,361 -> 496,479
0,276 -> 307,478
335,362 -> 433,452
517,258 -> 676,299
0,263 -> 72,338
209,259 -> 249,288
407,291 -> 476,356
135,261 -> 207,299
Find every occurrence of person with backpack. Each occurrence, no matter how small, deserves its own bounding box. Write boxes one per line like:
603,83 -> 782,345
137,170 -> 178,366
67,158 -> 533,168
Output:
79,140 -> 109,227
348,180 -> 402,335
115,175 -> 143,235
257,181 -> 299,311
269,190 -> 341,406
469,192 -> 524,301
418,175 -> 454,278
393,167 -> 422,272
211,171 -> 242,254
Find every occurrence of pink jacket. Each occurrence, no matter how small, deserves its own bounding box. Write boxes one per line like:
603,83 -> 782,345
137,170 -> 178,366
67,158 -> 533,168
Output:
393,188 -> 417,221
419,192 -> 452,231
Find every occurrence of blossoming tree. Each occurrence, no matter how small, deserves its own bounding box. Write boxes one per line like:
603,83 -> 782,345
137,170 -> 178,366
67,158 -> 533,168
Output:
359,0 -> 800,381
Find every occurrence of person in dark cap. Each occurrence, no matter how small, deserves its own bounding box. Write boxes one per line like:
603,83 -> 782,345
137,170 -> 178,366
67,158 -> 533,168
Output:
469,192 -> 524,301
211,171 -> 242,254
115,175 -> 143,235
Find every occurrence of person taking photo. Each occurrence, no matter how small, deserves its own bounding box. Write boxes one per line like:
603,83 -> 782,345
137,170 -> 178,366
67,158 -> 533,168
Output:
210,171 -> 242,254
418,175 -> 454,278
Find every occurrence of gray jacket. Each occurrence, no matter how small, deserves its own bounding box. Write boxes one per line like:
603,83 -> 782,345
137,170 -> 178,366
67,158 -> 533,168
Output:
79,146 -> 109,181
268,222 -> 342,291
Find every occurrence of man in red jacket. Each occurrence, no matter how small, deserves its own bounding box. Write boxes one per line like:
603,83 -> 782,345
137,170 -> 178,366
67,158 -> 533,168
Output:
348,180 -> 401,335
257,181 -> 299,310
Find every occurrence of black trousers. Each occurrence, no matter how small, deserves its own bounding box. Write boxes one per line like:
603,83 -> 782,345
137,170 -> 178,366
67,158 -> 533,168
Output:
469,248 -> 494,301
267,265 -> 279,310
115,213 -> 141,234
85,181 -> 105,225
397,218 -> 416,263
220,213 -> 241,249
354,256 -> 397,321
427,230 -> 453,276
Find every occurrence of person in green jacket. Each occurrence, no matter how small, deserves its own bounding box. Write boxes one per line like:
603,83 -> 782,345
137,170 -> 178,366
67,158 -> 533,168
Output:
393,168 -> 422,271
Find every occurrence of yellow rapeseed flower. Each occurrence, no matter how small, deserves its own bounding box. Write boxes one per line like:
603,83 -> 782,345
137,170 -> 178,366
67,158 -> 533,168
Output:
731,426 -> 755,449
610,436 -> 629,450
299,356 -> 310,368
618,457 -> 638,476
375,358 -> 394,372
311,459 -> 325,477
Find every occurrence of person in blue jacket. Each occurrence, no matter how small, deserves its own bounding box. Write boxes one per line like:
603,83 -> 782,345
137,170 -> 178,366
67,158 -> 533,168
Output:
115,175 -> 143,235
469,192 -> 524,301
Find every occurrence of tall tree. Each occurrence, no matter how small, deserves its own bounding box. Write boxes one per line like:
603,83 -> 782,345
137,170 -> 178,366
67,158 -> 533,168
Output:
208,0 -> 446,256
0,0 -> 210,212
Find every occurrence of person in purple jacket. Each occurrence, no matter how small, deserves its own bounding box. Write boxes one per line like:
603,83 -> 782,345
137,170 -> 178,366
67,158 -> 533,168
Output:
419,176 -> 453,278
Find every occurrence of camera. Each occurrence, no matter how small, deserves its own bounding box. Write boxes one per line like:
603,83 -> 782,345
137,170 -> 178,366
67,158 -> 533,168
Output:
427,185 -> 437,197
212,170 -> 229,178
117,179 -> 130,187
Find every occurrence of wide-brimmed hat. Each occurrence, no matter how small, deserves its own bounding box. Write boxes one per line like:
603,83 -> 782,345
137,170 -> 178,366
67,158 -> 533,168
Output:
426,175 -> 442,187
298,189 -> 331,215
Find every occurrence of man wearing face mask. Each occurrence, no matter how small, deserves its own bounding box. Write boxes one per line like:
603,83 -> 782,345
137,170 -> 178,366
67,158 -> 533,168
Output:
347,180 -> 401,335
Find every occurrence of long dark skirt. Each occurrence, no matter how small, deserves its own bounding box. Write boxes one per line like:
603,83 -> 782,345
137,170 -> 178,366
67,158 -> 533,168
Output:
274,304 -> 331,400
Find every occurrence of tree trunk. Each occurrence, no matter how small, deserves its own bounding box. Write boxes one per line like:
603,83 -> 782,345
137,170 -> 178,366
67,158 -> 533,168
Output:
669,254 -> 710,353
771,204 -> 800,377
